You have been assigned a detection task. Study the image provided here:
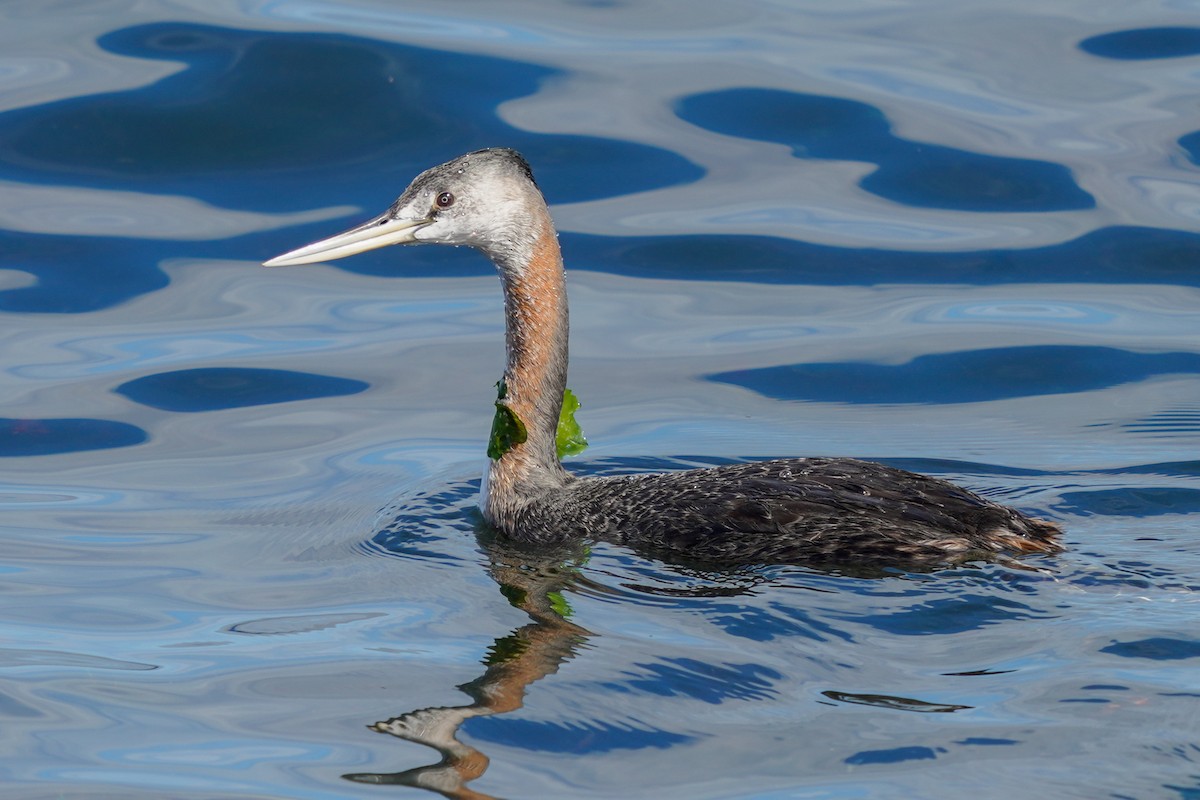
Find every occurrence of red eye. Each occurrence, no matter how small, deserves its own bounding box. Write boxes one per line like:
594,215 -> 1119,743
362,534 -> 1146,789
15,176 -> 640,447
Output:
436,192 -> 455,208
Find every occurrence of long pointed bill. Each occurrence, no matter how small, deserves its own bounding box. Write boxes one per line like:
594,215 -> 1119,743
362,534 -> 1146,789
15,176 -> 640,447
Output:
263,213 -> 430,267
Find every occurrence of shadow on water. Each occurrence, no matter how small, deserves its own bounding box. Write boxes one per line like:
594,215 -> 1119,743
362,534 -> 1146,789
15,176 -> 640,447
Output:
114,367 -> 369,412
1079,26 -> 1200,60
675,88 -> 1094,212
0,417 -> 146,456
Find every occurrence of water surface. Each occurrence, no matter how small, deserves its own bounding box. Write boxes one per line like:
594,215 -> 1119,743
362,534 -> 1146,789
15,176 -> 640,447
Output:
1,2 -> 1198,798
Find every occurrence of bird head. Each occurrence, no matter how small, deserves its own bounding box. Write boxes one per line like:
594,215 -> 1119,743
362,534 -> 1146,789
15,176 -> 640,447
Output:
264,148 -> 543,267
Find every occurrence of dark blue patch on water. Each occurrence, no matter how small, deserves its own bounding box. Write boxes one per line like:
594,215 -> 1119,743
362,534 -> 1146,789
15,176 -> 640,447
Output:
1164,783 -> 1200,800
0,231 -> 169,314
1093,461 -> 1200,480
1060,697 -> 1111,704
8,222 -> 1200,315
857,595 -> 1047,636
881,457 -> 1056,478
563,225 -> 1200,286
114,367 -> 368,411
463,717 -> 694,752
1178,131 -> 1200,169
705,602 -> 855,643
0,22 -> 700,215
675,88 -> 1093,211
707,346 -> 1200,405
0,418 -> 147,456
0,21 -> 706,313
845,746 -> 941,765
1056,487 -> 1200,517
1080,27 -> 1200,59
1100,638 -> 1200,660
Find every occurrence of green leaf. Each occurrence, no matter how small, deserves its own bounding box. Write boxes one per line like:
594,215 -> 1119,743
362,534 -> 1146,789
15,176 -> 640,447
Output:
556,387 -> 588,459
484,633 -> 529,665
487,380 -> 527,460
547,591 -> 574,618
487,382 -> 586,461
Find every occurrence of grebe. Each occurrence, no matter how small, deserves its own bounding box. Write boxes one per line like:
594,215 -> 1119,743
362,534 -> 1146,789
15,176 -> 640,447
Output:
265,148 -> 1062,567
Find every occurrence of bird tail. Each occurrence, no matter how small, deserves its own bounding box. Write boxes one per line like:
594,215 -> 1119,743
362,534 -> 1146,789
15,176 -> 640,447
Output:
993,514 -> 1064,555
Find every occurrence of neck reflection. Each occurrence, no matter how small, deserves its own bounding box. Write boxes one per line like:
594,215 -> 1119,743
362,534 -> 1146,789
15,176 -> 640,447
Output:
343,535 -> 590,799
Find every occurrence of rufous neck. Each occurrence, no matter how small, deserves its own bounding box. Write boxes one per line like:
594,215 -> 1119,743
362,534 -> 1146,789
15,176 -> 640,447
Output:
483,208 -> 571,525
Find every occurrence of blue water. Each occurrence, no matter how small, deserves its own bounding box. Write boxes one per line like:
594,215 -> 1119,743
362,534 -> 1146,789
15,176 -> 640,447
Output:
2,2 -> 1199,798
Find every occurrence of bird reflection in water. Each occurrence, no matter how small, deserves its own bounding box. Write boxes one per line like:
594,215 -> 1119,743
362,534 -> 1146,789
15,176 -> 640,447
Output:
342,532 -> 591,798
343,519 -> 769,799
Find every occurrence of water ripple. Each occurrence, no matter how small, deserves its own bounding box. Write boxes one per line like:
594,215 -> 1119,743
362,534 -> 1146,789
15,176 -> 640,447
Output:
3,3 -> 1199,799
0,418 -> 146,456
1080,27 -> 1200,60
676,88 -> 1094,212
0,22 -> 700,214
709,346 -> 1200,405
114,367 -> 369,412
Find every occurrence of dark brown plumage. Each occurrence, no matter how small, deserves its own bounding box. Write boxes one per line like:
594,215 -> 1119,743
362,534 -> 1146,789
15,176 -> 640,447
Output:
514,457 -> 1061,567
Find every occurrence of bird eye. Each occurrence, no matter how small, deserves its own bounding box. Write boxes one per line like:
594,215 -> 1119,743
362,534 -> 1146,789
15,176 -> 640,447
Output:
436,192 -> 455,208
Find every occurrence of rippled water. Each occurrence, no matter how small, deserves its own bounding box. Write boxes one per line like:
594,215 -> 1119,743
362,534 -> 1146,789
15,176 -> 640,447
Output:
2,2 -> 1199,798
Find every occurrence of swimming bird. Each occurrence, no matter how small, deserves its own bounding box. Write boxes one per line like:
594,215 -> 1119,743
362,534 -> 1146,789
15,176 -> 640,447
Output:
265,148 -> 1062,567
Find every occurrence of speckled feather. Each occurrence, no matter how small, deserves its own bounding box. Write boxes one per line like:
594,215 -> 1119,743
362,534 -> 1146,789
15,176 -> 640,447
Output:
509,457 -> 1062,566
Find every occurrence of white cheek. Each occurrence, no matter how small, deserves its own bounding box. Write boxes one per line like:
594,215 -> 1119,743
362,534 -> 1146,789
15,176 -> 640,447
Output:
413,219 -> 483,247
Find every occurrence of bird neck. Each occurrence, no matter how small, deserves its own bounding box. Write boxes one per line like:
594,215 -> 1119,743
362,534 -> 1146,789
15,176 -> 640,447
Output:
482,210 -> 571,527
